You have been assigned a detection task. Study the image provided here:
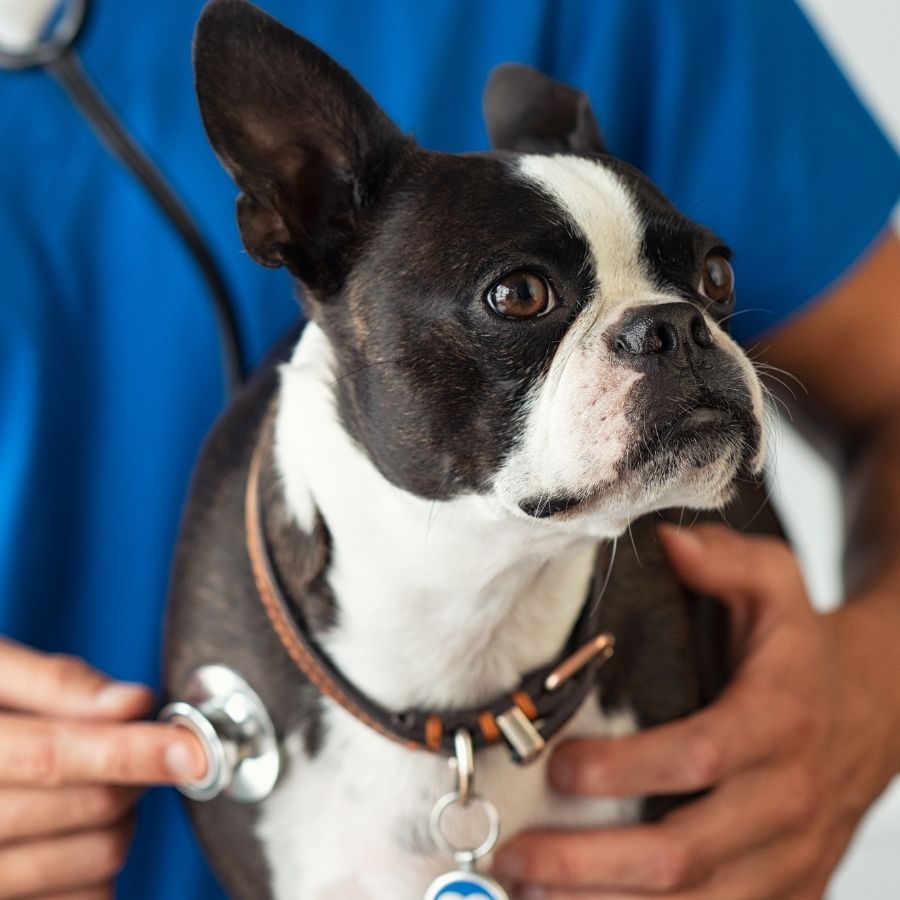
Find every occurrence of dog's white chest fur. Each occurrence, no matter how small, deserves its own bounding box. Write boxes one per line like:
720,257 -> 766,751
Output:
257,701 -> 638,900
255,323 -> 641,897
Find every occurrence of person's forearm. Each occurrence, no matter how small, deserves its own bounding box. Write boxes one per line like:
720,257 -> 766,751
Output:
831,411 -> 900,783
845,412 -> 900,599
763,230 -> 900,782
781,405 -> 900,831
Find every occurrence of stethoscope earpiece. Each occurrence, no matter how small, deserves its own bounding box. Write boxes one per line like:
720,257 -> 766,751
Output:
159,665 -> 280,803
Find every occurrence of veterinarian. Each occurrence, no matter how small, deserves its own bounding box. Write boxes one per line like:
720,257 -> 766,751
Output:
1,1 -> 898,898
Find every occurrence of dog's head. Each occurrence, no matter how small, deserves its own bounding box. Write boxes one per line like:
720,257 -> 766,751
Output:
195,0 -> 765,538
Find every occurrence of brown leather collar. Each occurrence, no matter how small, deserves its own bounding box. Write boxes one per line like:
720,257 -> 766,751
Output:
244,441 -> 615,763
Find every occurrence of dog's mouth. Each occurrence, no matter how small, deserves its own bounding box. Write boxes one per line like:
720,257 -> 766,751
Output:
518,394 -> 759,520
625,394 -> 757,472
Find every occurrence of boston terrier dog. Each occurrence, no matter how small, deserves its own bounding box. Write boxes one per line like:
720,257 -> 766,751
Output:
165,1 -> 780,897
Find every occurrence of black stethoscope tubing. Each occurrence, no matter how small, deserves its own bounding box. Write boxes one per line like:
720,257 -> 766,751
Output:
0,0 -> 246,397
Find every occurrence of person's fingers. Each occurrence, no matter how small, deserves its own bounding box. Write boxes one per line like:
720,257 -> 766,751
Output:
547,670 -> 804,798
656,524 -> 809,633
0,639 -> 153,721
0,817 -> 135,899
0,786 -> 141,844
664,825 -> 831,900
494,824 -> 705,893
495,763 -> 824,892
657,762 -> 824,865
502,819 -> 831,900
0,716 -> 207,787
514,891 -> 607,899
29,890 -> 114,900
656,522 -> 799,596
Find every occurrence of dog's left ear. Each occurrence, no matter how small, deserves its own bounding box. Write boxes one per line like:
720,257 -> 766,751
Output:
483,63 -> 606,155
194,0 -> 408,290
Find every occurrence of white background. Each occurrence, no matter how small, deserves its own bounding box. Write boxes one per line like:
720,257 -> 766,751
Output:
774,1 -> 899,895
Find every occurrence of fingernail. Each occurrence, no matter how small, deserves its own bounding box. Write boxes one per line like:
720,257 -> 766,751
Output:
492,849 -> 525,880
97,682 -> 151,711
166,739 -> 206,781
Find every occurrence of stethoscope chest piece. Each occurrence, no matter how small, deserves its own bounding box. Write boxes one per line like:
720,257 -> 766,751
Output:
159,665 -> 280,803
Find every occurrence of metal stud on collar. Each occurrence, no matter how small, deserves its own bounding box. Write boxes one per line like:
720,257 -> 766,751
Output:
159,665 -> 280,803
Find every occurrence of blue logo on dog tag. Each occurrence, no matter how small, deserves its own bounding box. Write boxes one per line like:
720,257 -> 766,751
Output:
424,871 -> 510,900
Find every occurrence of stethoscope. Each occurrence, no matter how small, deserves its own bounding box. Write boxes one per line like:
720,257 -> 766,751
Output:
2,0 -> 279,801
0,0 -> 246,398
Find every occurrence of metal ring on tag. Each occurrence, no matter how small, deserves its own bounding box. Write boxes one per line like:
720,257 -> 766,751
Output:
452,728 -> 475,805
429,791 -> 501,865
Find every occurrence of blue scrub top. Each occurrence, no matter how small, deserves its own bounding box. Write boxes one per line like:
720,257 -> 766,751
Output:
0,1 -> 898,897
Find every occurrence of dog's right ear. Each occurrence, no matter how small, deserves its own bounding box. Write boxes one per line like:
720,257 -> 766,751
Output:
194,0 -> 407,290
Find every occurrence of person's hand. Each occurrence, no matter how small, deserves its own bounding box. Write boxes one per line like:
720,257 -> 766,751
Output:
492,523 -> 900,899
0,638 -> 206,899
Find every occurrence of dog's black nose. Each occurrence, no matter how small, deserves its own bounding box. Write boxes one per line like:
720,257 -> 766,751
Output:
613,302 -> 713,367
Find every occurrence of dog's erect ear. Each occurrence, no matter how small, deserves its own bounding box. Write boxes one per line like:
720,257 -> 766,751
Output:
483,63 -> 606,155
194,0 -> 406,288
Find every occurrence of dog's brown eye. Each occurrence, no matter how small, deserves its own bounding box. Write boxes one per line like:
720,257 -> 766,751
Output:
700,254 -> 734,303
486,271 -> 556,319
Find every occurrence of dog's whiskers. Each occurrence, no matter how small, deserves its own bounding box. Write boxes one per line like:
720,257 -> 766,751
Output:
716,307 -> 773,328
760,381 -> 794,424
626,517 -> 642,568
754,366 -> 806,401
588,536 -> 618,617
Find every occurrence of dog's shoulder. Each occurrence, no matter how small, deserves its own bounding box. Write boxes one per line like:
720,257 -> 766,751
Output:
165,322 -> 329,724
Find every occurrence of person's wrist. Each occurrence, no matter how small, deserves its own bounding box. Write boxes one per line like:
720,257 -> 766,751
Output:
826,592 -> 900,791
